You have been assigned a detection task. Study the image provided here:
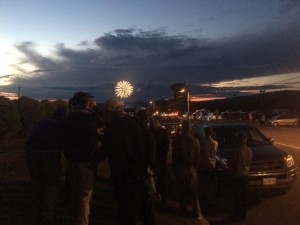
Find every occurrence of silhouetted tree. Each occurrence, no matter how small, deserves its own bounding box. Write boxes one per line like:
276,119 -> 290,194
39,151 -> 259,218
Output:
53,99 -> 68,109
15,96 -> 45,137
40,100 -> 57,119
0,97 -> 22,139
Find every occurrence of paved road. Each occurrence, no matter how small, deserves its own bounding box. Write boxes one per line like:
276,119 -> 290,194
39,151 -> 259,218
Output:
258,125 -> 300,151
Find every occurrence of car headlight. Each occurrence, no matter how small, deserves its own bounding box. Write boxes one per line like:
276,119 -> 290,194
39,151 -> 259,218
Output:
285,154 -> 295,167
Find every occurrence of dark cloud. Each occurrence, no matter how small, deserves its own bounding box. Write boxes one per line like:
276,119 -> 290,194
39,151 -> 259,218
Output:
189,83 -> 290,99
0,74 -> 15,79
14,42 -> 61,73
76,40 -> 91,47
7,21 -> 300,101
278,0 -> 300,16
30,69 -> 52,73
95,28 -> 182,53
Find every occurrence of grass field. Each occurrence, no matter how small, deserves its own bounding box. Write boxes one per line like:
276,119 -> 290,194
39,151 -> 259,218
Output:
0,138 -> 234,225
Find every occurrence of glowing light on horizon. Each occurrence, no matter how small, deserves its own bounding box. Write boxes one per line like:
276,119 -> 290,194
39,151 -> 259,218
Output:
206,73 -> 300,89
190,97 -> 225,102
0,55 -> 14,85
0,92 -> 18,100
115,80 -> 133,99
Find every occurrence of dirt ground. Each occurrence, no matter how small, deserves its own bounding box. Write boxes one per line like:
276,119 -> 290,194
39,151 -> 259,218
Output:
0,139 -> 235,225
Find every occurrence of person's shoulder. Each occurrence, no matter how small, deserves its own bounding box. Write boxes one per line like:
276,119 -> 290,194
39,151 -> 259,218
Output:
36,118 -> 60,128
212,138 -> 218,145
35,119 -> 48,126
245,146 -> 252,154
191,135 -> 200,146
202,137 -> 210,144
64,111 -> 83,119
114,115 -> 139,127
228,147 -> 238,159
190,134 -> 199,141
172,134 -> 183,142
121,115 -> 139,124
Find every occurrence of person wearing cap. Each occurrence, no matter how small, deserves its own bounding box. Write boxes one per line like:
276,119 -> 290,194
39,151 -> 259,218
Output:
227,132 -> 253,224
101,98 -> 156,225
61,91 -> 102,225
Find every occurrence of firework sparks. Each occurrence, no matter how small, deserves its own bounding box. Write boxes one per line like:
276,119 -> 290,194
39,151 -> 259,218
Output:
115,80 -> 133,99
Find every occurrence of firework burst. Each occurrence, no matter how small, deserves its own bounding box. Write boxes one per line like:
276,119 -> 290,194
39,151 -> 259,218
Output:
115,80 -> 133,99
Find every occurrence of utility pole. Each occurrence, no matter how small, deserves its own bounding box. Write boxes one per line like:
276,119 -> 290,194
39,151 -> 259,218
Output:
187,90 -> 190,113
150,100 -> 156,115
179,87 -> 190,113
18,86 -> 22,98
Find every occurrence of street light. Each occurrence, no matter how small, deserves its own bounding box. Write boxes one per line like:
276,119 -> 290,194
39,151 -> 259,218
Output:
149,100 -> 156,115
187,90 -> 190,113
179,88 -> 190,113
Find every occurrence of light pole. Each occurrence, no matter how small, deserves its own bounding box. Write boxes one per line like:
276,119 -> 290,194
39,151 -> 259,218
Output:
187,90 -> 190,113
149,100 -> 156,115
179,88 -> 190,113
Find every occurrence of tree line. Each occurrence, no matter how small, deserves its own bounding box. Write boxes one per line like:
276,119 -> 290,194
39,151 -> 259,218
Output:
0,96 -> 68,140
1,90 -> 299,140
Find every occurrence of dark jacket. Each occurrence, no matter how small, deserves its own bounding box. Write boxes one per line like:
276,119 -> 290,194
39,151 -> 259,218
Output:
102,115 -> 155,185
61,111 -> 101,163
25,118 -> 62,155
25,118 -> 63,184
150,126 -> 170,170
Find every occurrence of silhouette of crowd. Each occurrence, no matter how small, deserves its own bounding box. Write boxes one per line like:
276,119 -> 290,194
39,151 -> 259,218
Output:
25,91 -> 252,225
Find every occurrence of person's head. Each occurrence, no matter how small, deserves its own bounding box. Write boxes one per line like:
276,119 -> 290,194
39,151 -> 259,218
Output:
68,97 -> 75,110
181,120 -> 191,134
136,108 -> 148,123
52,107 -> 69,121
88,98 -> 97,111
103,98 -> 125,119
151,116 -> 161,128
70,91 -> 94,110
236,131 -> 248,145
205,126 -> 213,137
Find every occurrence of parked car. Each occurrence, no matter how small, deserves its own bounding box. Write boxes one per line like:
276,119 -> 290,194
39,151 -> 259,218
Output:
222,109 -> 247,120
192,109 -> 213,121
191,120 -> 298,190
266,115 -> 299,126
182,112 -> 193,119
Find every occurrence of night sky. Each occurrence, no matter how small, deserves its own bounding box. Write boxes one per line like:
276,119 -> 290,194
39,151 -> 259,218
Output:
1,0 -> 300,102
